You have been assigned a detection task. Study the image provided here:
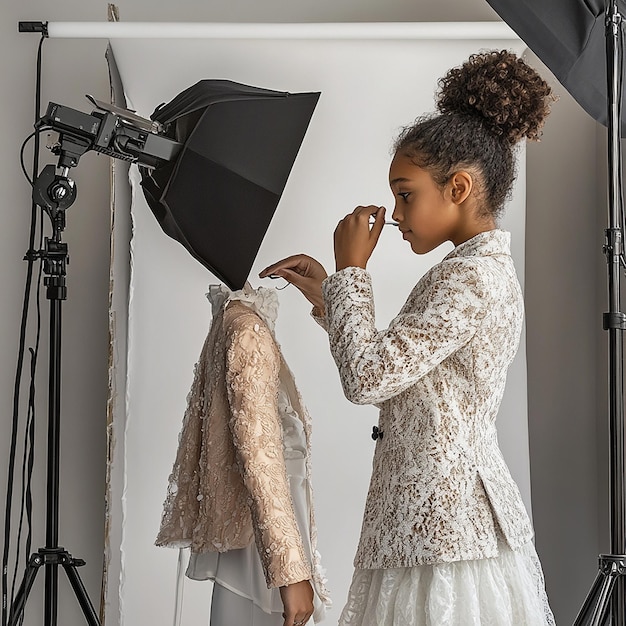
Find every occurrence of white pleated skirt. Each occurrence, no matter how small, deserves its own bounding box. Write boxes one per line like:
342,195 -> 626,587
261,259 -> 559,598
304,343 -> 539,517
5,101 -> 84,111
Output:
338,541 -> 555,626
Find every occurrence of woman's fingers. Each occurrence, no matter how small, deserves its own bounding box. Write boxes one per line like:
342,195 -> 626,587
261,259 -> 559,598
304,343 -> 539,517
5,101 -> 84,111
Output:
260,254 -> 327,281
261,204 -> 385,277
334,205 -> 386,270
366,205 -> 386,244
272,268 -> 310,290
284,614 -> 312,626
260,255 -> 327,310
283,613 -> 312,626
260,255 -> 309,278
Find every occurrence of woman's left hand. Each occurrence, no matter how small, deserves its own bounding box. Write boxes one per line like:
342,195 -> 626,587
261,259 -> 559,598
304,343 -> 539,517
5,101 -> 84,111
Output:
334,205 -> 386,271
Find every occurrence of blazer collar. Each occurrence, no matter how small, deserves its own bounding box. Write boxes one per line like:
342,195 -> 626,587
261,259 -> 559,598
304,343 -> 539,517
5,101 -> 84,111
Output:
443,229 -> 511,261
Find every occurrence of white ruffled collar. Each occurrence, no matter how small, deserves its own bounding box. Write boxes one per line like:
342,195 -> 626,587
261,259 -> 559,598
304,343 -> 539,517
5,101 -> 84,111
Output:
206,282 -> 279,331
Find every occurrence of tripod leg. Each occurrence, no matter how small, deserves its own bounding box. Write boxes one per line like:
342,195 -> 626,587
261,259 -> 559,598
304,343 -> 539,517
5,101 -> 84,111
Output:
612,577 -> 626,625
45,563 -> 59,626
62,561 -> 101,626
574,569 -> 617,626
8,554 -> 43,626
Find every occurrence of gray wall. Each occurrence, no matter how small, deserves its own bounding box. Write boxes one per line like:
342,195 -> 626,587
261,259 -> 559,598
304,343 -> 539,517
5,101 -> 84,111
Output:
524,51 -> 606,624
0,1 -> 604,625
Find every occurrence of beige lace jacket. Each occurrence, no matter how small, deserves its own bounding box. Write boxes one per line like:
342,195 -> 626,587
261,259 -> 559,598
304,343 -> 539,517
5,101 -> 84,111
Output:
156,287 -> 329,597
316,229 -> 534,569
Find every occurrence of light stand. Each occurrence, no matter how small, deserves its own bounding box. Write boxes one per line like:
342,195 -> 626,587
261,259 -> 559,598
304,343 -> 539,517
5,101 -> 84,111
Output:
8,164 -> 100,626
5,24 -> 182,620
574,2 -> 626,624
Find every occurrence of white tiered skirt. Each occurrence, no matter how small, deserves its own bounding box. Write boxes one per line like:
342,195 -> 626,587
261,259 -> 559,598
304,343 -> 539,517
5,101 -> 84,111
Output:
338,540 -> 555,626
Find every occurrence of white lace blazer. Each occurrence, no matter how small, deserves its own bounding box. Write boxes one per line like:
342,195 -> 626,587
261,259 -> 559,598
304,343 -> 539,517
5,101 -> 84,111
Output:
316,229 -> 534,569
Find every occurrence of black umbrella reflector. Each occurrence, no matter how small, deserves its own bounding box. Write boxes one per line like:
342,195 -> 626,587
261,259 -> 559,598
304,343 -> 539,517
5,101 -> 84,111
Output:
485,0 -> 626,137
140,80 -> 320,290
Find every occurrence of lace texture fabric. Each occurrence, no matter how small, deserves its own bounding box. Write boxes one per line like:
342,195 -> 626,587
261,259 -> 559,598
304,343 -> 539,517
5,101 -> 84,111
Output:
338,539 -> 555,626
186,385 -> 330,621
156,286 -> 330,601
317,230 -> 534,569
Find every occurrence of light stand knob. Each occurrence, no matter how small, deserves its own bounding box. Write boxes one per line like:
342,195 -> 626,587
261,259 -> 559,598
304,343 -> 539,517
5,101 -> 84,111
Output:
32,164 -> 77,213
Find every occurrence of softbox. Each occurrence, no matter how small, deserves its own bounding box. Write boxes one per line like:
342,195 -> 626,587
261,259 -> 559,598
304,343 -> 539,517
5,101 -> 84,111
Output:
485,0 -> 626,136
140,79 -> 320,290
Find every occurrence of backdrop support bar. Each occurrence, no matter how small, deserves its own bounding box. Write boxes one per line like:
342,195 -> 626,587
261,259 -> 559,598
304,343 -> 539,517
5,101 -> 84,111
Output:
15,21 -> 521,41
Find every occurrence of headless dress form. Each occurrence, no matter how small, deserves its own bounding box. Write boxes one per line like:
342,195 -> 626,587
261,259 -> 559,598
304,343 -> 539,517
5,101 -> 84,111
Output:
162,284 -> 330,625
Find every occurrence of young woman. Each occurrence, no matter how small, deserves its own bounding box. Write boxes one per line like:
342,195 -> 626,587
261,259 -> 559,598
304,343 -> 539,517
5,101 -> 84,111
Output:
260,50 -> 556,625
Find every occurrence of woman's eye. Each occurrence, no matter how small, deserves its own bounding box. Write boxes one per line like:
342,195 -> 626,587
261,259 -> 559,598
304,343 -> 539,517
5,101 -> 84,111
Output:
398,192 -> 411,201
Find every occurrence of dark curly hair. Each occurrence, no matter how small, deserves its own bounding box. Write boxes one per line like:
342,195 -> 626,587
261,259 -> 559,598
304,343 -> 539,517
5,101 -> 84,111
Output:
394,50 -> 555,218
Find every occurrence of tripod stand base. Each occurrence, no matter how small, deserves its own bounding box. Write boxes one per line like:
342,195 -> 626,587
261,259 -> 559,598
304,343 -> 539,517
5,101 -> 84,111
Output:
574,554 -> 626,626
9,547 -> 101,626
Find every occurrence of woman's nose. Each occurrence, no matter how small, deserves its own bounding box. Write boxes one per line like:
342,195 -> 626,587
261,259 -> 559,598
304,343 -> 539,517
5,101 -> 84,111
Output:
391,204 -> 401,223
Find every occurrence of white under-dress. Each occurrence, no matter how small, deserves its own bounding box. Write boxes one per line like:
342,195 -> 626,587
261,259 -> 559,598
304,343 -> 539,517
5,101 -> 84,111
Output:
186,385 -> 328,625
338,533 -> 555,626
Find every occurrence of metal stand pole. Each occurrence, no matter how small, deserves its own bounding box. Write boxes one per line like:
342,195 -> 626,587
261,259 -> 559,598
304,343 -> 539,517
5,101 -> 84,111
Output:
7,171 -> 101,626
575,2 -> 626,623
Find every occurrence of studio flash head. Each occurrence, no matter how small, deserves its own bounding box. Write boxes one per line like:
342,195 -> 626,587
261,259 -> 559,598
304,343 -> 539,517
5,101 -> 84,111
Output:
37,95 -> 182,171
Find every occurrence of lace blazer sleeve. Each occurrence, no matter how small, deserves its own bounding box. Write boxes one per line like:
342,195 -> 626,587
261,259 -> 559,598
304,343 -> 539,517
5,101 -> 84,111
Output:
224,303 -> 312,588
310,305 -> 329,331
321,262 -> 491,405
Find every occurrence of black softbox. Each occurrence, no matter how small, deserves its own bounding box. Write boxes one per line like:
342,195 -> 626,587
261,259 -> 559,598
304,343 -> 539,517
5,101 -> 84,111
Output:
140,79 -> 320,290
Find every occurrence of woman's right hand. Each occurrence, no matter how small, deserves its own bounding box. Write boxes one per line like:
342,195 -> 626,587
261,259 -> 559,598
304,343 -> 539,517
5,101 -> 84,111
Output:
259,255 -> 328,312
279,579 -> 314,626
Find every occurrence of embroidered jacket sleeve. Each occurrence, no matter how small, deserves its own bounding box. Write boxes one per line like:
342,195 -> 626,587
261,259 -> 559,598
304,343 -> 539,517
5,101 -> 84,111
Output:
224,304 -> 312,588
321,262 -> 490,405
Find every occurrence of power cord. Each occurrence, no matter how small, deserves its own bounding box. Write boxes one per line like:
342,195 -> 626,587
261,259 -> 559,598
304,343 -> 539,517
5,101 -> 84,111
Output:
2,32 -> 47,626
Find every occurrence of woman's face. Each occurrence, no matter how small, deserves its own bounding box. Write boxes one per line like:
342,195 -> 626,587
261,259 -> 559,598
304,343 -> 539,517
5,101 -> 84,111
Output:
389,152 -> 461,255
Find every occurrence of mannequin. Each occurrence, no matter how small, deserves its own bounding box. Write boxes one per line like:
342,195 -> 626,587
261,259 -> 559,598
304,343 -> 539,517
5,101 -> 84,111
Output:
156,283 -> 331,625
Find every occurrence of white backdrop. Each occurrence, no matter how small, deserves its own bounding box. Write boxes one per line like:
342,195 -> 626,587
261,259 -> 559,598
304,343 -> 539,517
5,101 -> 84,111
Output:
106,26 -> 527,625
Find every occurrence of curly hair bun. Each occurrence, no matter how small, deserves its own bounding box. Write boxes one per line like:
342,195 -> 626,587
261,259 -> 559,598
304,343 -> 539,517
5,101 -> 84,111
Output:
436,50 -> 554,144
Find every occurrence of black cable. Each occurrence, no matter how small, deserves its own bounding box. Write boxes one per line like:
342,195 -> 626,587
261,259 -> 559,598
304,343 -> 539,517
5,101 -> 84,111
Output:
19,128 -> 51,188
1,33 -> 46,626
614,16 -> 626,272
616,16 -> 625,264
611,11 -> 626,269
19,133 -> 36,188
10,214 -> 43,626
15,206 -> 43,626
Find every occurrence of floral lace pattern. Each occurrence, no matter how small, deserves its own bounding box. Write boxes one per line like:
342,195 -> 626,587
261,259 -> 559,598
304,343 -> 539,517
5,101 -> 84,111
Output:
317,230 -> 534,569
156,288 -> 330,601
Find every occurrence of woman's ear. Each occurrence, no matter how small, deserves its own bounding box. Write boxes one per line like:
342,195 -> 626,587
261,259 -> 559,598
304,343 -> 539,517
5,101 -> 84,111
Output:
448,171 -> 473,205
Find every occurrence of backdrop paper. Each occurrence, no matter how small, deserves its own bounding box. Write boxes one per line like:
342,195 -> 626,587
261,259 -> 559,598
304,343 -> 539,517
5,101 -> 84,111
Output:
106,30 -> 528,625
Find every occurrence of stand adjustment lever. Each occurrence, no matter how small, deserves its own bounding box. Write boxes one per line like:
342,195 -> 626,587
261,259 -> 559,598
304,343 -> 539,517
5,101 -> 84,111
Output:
603,312 -> 626,330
